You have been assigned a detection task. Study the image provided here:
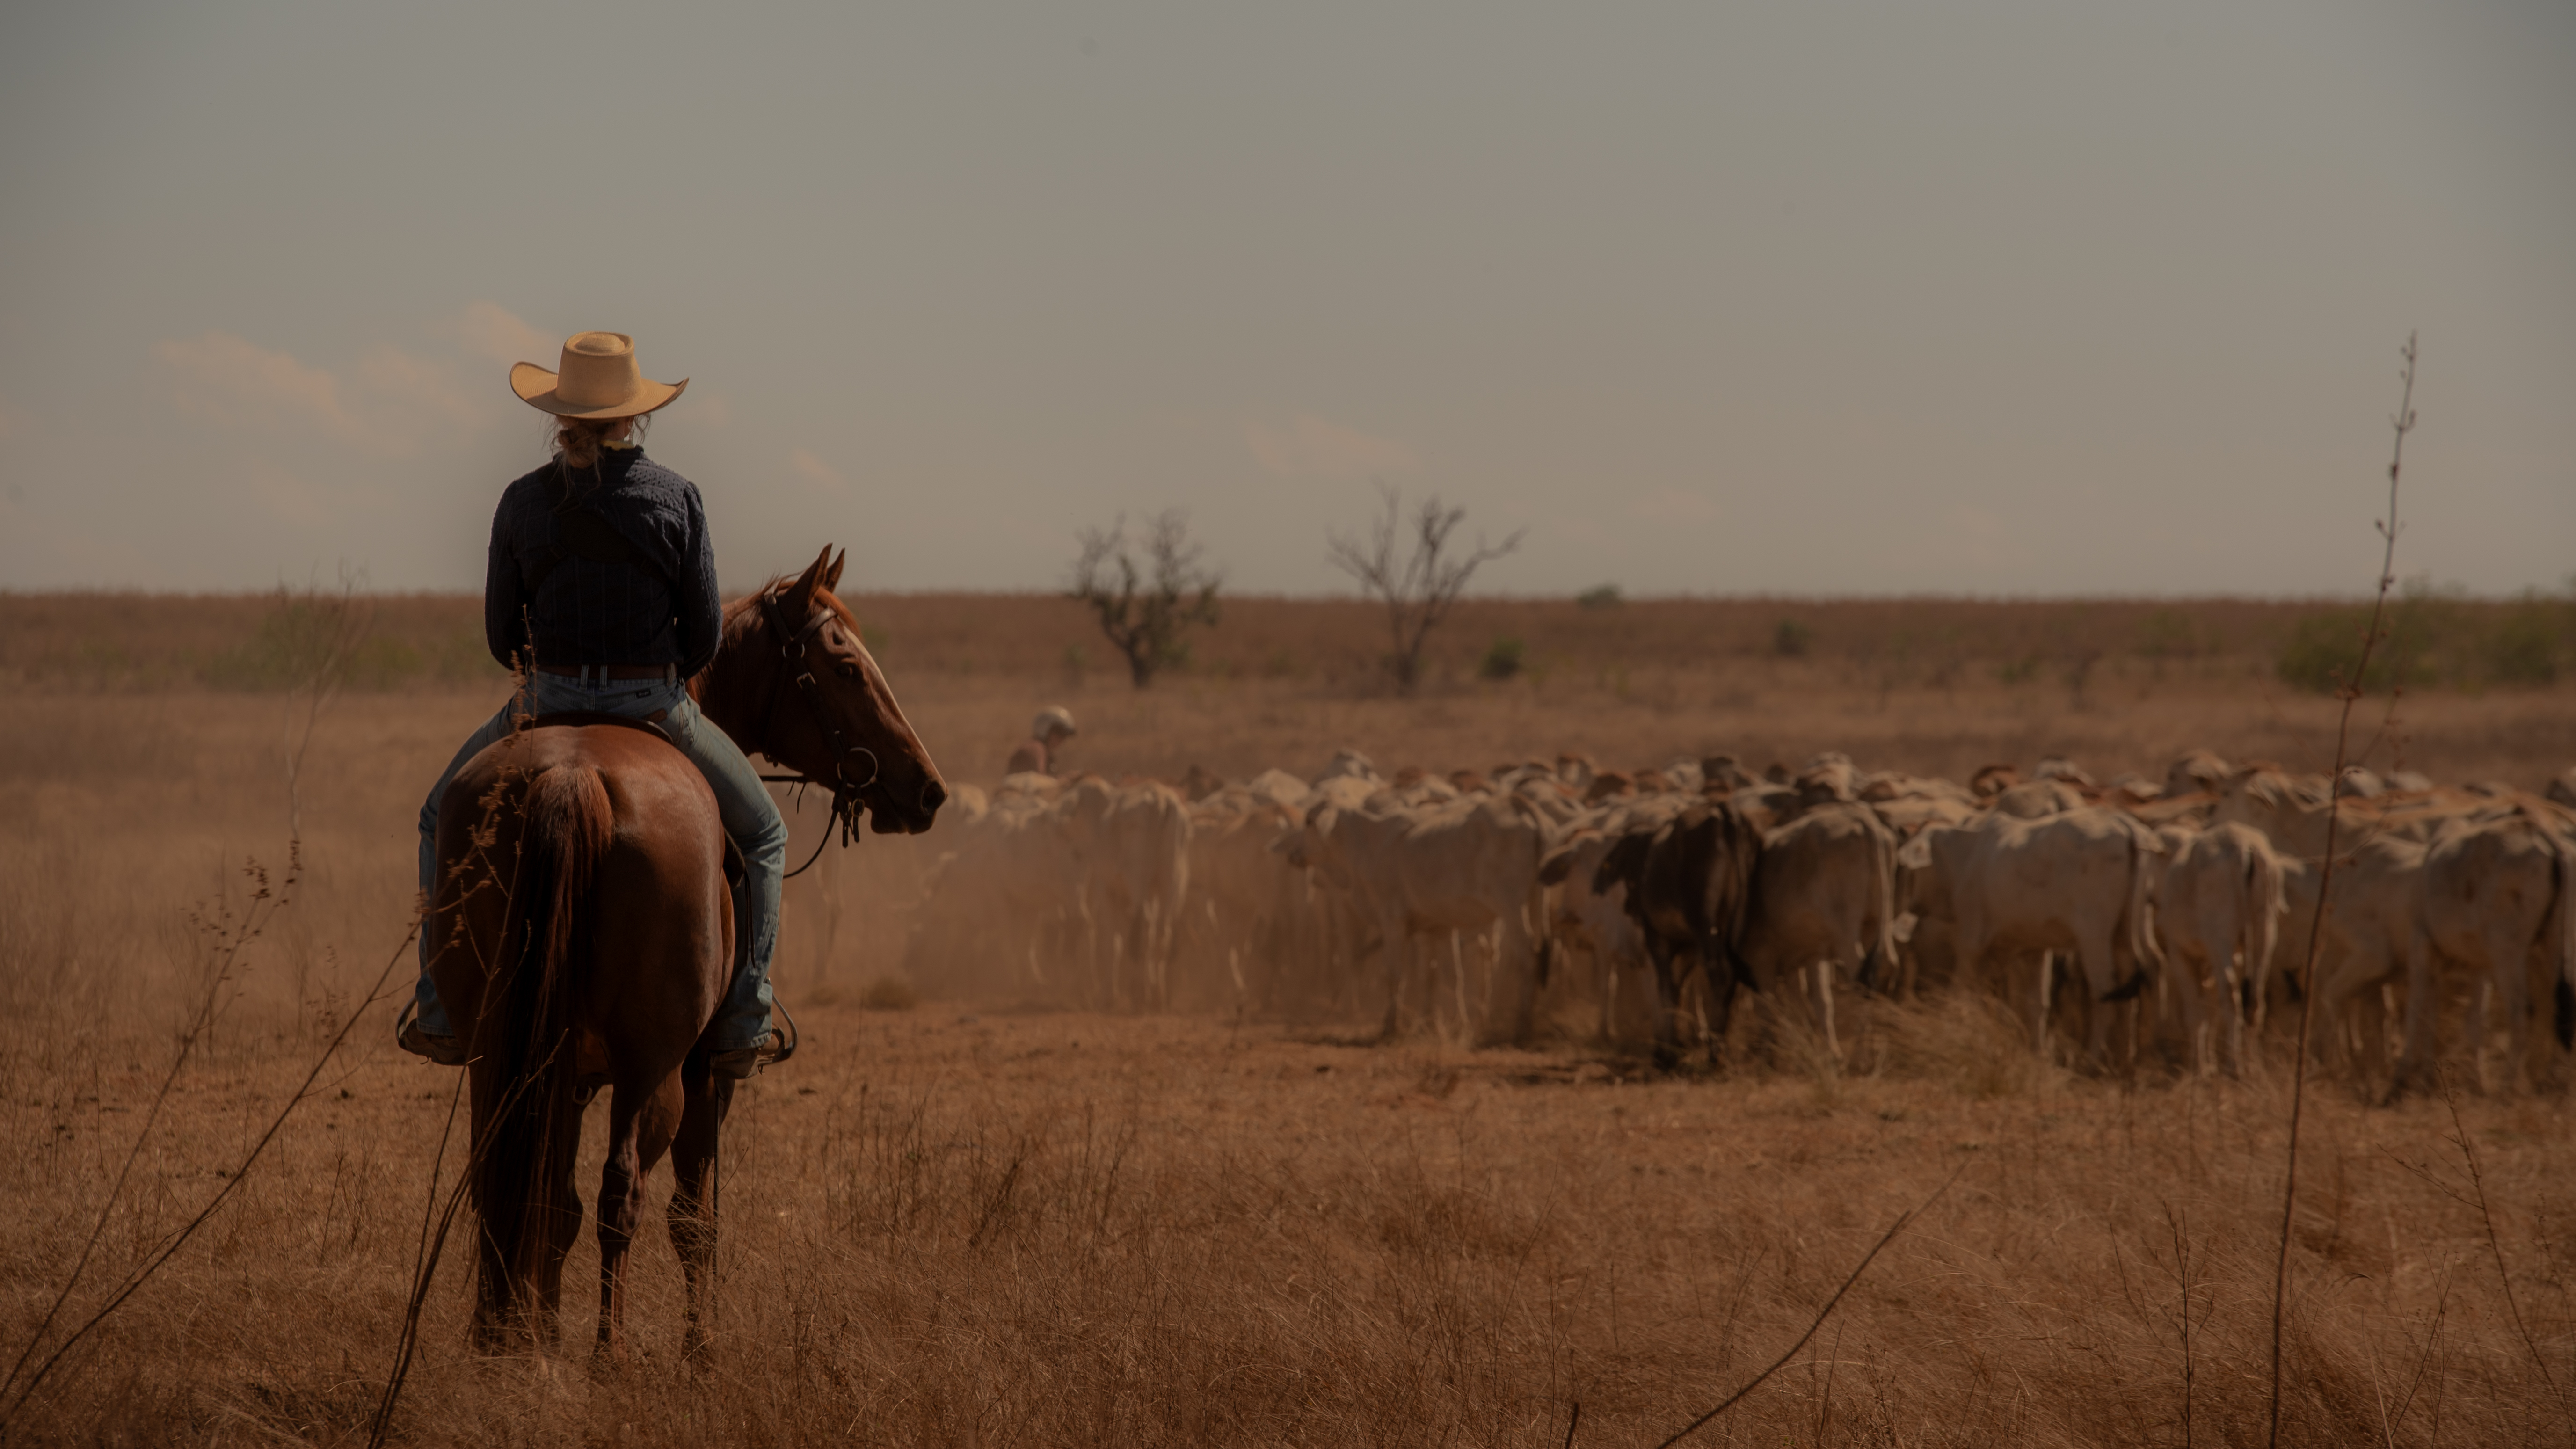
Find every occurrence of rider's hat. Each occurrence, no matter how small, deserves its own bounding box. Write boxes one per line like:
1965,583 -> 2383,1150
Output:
1034,706 -> 1078,739
510,331 -> 689,419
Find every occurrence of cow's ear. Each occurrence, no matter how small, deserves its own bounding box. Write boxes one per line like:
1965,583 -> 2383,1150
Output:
1537,847 -> 1577,887
1592,832 -> 1647,894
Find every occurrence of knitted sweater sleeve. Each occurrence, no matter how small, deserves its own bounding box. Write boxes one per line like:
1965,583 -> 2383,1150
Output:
675,484 -> 723,678
484,485 -> 528,670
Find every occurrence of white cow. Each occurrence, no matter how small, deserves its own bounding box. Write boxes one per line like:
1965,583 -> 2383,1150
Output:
1058,778 -> 1194,1010
2406,805 -> 2573,1092
1739,801 -> 1899,1063
1177,789 -> 1308,1012
1899,808 -> 2165,1064
905,783 -> 1089,998
1288,792 -> 1555,1044
2151,821 -> 2286,1076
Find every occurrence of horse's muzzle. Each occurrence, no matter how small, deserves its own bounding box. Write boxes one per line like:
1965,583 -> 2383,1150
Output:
867,776 -> 946,835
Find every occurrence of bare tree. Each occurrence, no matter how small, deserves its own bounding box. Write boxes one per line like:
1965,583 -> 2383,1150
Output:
1326,483 -> 1522,694
1069,510 -> 1224,688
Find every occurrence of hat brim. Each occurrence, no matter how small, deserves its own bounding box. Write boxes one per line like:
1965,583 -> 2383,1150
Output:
510,362 -> 689,420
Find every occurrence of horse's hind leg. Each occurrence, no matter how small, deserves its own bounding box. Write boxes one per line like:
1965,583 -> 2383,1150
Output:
534,1100 -> 587,1350
668,1056 -> 736,1364
597,1072 -> 684,1367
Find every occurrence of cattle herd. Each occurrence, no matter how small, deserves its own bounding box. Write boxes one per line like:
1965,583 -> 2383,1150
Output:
905,747 -> 2576,1093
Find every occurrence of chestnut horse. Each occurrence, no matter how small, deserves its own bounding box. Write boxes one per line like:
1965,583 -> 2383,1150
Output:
429,546 -> 943,1360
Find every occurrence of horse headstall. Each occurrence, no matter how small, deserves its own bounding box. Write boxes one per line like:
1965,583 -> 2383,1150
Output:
755,587 -> 881,879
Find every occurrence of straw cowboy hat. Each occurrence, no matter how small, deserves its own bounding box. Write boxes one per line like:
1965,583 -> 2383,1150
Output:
509,331 -> 689,419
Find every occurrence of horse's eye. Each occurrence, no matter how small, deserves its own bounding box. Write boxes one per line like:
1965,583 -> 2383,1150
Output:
835,662 -> 859,680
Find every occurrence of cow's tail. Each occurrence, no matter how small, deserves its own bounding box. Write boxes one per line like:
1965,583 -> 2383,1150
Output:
474,764 -> 612,1329
1715,805 -> 1767,994
1526,851 -> 1556,992
2107,822 -> 2163,1002
2243,834 -> 2286,1027
1856,820 -> 1899,997
2550,836 -> 2575,1051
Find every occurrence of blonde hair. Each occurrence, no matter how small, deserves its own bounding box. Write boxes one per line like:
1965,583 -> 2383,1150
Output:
552,413 -> 649,469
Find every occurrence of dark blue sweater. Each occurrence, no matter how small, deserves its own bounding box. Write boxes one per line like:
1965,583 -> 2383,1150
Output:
482,448 -> 724,677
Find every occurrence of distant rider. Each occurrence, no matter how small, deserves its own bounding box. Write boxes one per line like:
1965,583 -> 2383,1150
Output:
1005,706 -> 1078,776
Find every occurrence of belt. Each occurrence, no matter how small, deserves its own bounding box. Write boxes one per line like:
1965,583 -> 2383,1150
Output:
537,663 -> 680,684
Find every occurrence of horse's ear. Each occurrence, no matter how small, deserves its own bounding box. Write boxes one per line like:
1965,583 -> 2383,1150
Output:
781,546 -> 833,618
823,547 -> 846,594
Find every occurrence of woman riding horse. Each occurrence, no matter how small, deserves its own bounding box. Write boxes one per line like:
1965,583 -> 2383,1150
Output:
400,330 -> 789,1079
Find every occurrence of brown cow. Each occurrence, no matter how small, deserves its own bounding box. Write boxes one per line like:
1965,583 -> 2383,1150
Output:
1592,800 -> 1765,1066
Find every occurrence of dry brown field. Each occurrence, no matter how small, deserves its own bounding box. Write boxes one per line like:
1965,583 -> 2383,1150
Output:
3,591 -> 2573,1446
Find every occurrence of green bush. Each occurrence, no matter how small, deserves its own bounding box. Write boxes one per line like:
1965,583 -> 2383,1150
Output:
2276,585 -> 2572,693
1576,584 -> 1623,610
2486,600 -> 2564,685
2275,611 -> 2381,694
1773,619 -> 1813,658
2136,608 -> 2213,660
1477,637 -> 1526,681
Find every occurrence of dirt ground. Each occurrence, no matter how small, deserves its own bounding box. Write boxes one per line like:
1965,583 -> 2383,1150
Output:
3,623 -> 2573,1444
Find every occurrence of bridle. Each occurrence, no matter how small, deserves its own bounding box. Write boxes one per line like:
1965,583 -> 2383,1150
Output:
753,588 -> 881,880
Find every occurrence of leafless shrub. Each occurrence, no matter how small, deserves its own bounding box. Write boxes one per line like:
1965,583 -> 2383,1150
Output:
1327,483 -> 1522,693
1070,510 -> 1224,688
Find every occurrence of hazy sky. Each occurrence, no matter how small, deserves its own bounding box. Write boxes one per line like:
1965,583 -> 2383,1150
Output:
2,1 -> 2569,597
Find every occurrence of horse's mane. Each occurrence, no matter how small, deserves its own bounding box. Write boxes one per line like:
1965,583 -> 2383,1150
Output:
697,575 -> 859,691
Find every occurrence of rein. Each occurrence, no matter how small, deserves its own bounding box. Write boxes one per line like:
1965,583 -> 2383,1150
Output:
750,590 -> 880,880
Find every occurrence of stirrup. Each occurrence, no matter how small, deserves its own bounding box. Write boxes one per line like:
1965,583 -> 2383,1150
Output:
708,1001 -> 799,1080
395,1000 -> 468,1067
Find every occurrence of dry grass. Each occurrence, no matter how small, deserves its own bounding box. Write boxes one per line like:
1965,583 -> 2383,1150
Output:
3,598 -> 2574,1445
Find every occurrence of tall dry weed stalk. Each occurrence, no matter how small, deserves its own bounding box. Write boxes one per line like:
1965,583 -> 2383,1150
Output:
275,568 -> 375,839
1647,1163 -> 1965,1448
2267,333 -> 2416,1445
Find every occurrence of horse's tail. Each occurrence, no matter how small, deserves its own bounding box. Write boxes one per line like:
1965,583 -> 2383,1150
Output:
476,763 -> 613,1322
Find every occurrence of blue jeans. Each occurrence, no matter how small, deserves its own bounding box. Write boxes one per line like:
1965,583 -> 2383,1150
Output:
413,675 -> 788,1052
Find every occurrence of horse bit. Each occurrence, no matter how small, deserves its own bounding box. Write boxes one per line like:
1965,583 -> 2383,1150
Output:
754,590 -> 880,880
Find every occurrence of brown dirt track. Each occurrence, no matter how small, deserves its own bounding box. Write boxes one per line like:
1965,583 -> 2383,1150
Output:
3,592 -> 2573,1446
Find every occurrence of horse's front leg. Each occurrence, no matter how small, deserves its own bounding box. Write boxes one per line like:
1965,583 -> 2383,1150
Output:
597,1073 -> 684,1368
668,1056 -> 735,1365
